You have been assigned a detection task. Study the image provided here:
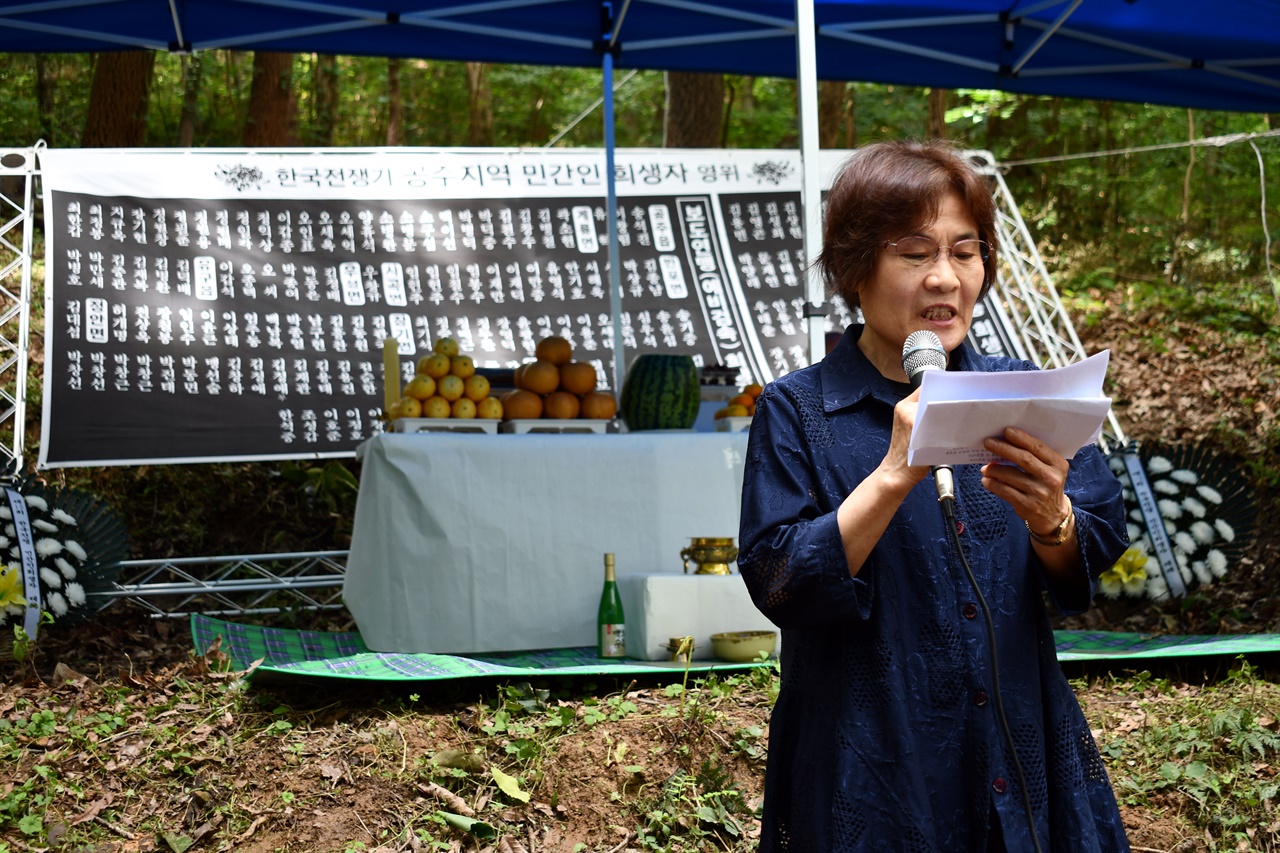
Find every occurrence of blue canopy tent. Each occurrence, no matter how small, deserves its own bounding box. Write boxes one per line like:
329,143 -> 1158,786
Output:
2,1 -> 1279,112
4,0 -> 1279,378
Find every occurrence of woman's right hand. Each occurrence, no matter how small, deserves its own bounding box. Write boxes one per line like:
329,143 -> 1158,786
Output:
837,387 -> 933,577
878,388 -> 933,493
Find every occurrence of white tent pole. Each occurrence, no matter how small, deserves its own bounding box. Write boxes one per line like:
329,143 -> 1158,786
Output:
795,0 -> 825,365
602,49 -> 627,392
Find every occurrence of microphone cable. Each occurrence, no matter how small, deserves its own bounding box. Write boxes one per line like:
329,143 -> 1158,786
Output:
939,494 -> 1046,853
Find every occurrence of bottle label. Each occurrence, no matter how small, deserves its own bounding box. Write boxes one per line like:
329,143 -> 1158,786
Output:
600,623 -> 626,658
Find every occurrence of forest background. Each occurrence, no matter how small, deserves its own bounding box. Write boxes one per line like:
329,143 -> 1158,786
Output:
1,51 -> 1280,853
1,52 -> 1277,558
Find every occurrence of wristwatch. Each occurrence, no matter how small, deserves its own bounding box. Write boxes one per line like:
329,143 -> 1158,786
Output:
1026,505 -> 1073,547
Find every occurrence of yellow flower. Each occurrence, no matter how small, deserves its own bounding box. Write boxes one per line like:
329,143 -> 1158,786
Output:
0,565 -> 27,609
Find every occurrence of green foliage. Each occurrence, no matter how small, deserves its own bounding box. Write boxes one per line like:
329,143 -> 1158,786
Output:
1094,659 -> 1280,851
634,760 -> 753,851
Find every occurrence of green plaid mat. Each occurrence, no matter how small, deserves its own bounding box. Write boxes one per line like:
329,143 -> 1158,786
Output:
190,615 -> 766,681
190,615 -> 1280,682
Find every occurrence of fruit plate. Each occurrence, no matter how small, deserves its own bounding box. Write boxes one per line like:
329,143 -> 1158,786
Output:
392,418 -> 499,435
500,419 -> 609,435
715,416 -> 753,433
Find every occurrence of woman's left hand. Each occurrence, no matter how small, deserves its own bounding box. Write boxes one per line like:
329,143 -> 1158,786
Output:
979,426 -> 1071,533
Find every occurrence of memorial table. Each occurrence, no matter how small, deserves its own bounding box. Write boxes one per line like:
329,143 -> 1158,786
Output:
343,430 -> 760,655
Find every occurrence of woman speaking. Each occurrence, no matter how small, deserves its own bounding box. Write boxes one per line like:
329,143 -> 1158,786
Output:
737,140 -> 1131,852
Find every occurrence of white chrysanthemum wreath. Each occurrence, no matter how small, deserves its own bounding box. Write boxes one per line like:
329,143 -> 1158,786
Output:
0,471 -> 128,638
1102,445 -> 1254,602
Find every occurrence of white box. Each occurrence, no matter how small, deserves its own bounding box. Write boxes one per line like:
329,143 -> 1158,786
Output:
499,419 -> 609,435
392,418 -> 499,434
715,416 -> 753,433
618,573 -> 777,661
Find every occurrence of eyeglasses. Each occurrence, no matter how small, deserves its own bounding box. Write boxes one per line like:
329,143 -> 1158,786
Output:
883,236 -> 991,268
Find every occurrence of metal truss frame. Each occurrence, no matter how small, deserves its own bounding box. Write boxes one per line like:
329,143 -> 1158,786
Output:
0,146 -> 38,471
93,551 -> 350,618
971,151 -> 1128,450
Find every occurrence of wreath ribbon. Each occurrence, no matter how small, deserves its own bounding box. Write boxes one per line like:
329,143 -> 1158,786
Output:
4,488 -> 42,640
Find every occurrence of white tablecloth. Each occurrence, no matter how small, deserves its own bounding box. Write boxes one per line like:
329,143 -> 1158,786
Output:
342,431 -> 750,654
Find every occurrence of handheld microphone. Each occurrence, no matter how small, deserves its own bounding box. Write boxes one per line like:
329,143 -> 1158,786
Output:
901,330 -> 955,503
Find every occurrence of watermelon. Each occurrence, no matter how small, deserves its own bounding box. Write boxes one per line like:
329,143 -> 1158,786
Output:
619,354 -> 701,431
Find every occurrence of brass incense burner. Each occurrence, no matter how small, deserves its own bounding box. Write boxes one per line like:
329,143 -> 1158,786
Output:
681,536 -> 738,575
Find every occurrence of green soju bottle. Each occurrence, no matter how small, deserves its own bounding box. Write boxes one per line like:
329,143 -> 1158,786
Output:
597,552 -> 626,658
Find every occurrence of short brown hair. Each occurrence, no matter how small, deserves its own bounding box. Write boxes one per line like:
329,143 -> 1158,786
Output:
817,140 -> 998,309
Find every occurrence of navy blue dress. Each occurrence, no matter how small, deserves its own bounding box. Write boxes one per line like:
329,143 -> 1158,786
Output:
737,327 -> 1131,852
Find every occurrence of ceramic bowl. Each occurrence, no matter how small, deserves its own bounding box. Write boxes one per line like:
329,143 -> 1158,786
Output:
710,630 -> 777,662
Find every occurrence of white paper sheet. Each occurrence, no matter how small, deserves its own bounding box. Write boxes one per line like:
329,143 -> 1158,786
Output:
907,351 -> 1112,466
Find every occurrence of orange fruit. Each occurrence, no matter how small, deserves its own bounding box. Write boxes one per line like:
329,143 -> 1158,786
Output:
559,361 -> 597,396
418,353 -> 451,379
744,383 -> 764,399
517,359 -> 560,395
728,393 -> 755,409
433,337 -> 460,357
713,407 -> 730,420
476,396 -> 504,419
403,375 -> 437,401
535,335 -> 573,366
437,374 -> 465,402
393,397 -> 422,419
463,373 -> 490,401
502,388 -> 543,420
451,397 -> 477,419
422,396 -> 452,419
724,404 -> 750,417
580,391 -> 617,420
450,355 -> 476,379
543,390 -> 581,420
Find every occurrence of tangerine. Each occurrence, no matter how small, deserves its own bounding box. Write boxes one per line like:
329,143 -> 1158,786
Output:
543,390 -> 581,420
744,383 -> 764,399
450,354 -> 476,379
724,403 -> 750,418
559,361 -> 597,396
451,397 -> 477,419
729,393 -> 756,409
518,359 -> 560,395
502,388 -> 543,420
437,374 -> 466,402
418,353 -> 451,379
463,373 -> 490,401
580,391 -> 618,420
433,337 -> 460,357
422,396 -> 452,419
476,396 -> 504,419
393,397 -> 422,419
535,335 -> 573,366
403,375 -> 437,401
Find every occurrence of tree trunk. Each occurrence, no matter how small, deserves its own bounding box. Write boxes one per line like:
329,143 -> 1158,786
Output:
1166,109 -> 1196,288
665,71 -> 723,148
927,88 -> 948,140
35,55 -> 58,145
845,86 -> 857,148
386,58 -> 403,146
178,53 -> 204,147
818,80 -> 846,148
312,54 -> 339,147
466,62 -> 493,146
243,52 -> 298,147
81,51 -> 156,147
